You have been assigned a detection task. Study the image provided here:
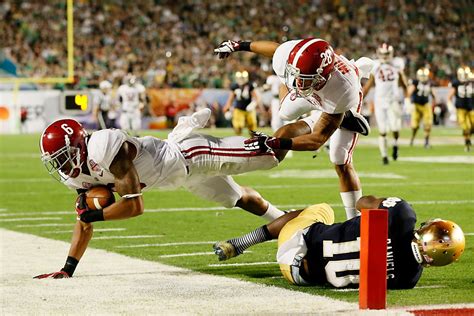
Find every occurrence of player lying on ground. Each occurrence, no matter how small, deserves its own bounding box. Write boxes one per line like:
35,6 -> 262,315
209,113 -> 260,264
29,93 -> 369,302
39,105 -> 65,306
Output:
213,196 -> 465,289
215,38 -> 373,220
34,108 -> 367,279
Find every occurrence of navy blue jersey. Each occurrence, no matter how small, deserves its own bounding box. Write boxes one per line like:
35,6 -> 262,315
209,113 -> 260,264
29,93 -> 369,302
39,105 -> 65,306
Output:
230,82 -> 255,111
301,197 -> 423,289
411,80 -> 431,105
451,80 -> 473,110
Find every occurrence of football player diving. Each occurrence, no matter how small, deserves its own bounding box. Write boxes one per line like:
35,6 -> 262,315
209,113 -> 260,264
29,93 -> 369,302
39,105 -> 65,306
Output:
34,109 -> 284,279
213,196 -> 465,289
34,107 -> 368,279
215,38 -> 373,220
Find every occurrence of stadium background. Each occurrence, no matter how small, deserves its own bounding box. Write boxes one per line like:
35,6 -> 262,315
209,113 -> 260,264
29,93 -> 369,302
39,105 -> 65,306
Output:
0,0 -> 473,313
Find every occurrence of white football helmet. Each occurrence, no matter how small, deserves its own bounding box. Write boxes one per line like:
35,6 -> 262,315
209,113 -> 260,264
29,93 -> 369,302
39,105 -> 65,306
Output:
377,43 -> 394,62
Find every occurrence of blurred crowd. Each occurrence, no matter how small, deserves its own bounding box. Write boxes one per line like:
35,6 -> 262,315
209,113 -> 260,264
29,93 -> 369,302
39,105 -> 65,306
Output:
1,0 -> 472,89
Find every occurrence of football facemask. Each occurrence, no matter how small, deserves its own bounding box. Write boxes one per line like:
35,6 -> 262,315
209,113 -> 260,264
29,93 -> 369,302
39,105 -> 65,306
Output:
284,63 -> 327,97
41,138 -> 83,181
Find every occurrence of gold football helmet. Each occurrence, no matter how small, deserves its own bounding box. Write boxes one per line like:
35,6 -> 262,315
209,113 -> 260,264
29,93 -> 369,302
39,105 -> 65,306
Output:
235,70 -> 249,85
457,67 -> 470,82
416,68 -> 430,82
412,219 -> 465,267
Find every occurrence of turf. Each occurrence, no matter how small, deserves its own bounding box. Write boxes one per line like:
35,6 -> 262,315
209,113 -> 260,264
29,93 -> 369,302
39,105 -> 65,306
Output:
0,126 -> 473,307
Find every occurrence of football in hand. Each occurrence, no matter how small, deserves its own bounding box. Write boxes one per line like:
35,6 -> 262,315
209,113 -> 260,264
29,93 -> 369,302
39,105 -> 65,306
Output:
86,185 -> 115,210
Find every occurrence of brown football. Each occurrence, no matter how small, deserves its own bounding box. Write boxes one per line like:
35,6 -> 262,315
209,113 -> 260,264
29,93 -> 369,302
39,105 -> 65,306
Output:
86,185 -> 115,210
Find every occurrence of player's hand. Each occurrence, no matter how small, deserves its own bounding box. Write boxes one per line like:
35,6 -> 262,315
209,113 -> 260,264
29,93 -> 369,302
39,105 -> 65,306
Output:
244,131 -> 280,154
214,40 -> 241,59
75,192 -> 90,217
33,270 -> 70,279
403,98 -> 413,114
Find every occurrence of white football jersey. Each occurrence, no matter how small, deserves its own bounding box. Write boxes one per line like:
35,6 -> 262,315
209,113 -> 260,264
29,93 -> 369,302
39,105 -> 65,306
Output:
266,74 -> 281,97
62,129 -> 188,191
372,61 -> 401,107
117,84 -> 145,112
272,39 -> 362,114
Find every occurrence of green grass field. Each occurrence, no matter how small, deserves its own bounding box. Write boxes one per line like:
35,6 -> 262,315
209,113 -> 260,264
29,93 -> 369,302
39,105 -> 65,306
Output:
1,127 -> 473,307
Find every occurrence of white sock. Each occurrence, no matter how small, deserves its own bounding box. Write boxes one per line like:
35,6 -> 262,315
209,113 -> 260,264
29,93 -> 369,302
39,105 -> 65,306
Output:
378,135 -> 388,158
393,138 -> 398,146
340,190 -> 362,220
261,203 -> 285,222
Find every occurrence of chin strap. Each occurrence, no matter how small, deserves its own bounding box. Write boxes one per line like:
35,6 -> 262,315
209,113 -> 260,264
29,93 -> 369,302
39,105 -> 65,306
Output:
410,241 -> 424,264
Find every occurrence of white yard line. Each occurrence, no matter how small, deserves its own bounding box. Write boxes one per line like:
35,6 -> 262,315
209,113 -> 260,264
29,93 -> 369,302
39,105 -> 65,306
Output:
16,223 -> 74,228
160,251 -> 253,258
115,241 -> 215,248
93,235 -> 164,240
44,228 -> 127,234
1,228 -> 363,314
159,252 -> 217,258
209,261 -> 278,267
0,217 -> 62,222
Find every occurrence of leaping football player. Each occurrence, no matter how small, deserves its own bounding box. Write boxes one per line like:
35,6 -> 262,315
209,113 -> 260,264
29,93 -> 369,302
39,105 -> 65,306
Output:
215,38 -> 372,220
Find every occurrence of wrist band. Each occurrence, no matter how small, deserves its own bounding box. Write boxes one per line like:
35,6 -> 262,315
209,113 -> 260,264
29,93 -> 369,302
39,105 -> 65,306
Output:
240,41 -> 252,52
80,210 -> 104,223
279,138 -> 293,150
123,193 -> 143,199
62,256 -> 79,276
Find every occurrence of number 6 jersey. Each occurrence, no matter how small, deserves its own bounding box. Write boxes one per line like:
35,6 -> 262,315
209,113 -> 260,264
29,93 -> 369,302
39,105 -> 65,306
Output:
301,197 -> 423,289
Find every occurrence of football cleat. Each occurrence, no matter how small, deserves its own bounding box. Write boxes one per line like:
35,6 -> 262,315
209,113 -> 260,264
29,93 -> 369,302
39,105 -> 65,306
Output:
392,145 -> 398,161
339,109 -> 371,136
213,241 -> 239,261
382,157 -> 389,165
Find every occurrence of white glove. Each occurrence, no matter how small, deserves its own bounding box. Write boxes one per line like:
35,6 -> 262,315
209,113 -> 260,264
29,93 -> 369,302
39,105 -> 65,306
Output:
446,101 -> 457,122
214,40 -> 241,59
403,98 -> 413,114
224,111 -> 232,120
246,101 -> 257,112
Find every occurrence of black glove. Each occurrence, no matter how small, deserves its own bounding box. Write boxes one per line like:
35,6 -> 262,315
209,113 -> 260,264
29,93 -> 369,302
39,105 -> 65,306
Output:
75,192 -> 89,217
33,270 -> 70,279
244,131 -> 292,154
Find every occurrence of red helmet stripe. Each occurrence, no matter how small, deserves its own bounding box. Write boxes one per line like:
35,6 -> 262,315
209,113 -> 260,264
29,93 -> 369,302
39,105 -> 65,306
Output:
291,38 -> 323,68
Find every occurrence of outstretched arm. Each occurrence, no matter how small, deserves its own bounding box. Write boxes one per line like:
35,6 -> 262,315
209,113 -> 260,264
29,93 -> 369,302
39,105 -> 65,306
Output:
34,211 -> 94,279
289,112 -> 343,151
214,40 -> 280,59
249,41 -> 280,58
244,112 -> 342,154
